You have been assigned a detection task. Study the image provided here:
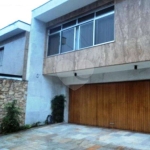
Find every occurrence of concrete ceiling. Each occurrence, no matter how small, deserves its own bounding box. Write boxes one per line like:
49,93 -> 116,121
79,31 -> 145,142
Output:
47,61 -> 150,78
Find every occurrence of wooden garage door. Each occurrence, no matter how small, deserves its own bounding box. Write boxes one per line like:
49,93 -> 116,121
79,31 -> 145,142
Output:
69,81 -> 150,133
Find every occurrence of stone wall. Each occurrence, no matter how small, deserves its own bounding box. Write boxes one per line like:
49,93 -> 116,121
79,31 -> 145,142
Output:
0,79 -> 27,125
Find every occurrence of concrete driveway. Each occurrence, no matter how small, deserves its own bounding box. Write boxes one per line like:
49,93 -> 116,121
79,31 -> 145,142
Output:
0,123 -> 150,150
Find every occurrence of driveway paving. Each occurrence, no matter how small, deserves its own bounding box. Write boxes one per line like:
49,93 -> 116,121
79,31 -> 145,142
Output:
0,123 -> 150,150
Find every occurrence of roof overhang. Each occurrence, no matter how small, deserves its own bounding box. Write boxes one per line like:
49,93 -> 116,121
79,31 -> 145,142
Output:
47,61 -> 150,78
33,0 -> 97,22
0,21 -> 30,42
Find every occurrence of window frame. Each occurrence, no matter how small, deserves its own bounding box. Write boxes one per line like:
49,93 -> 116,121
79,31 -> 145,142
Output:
47,4 -> 115,57
0,47 -> 4,66
60,27 -> 76,54
47,32 -> 61,56
94,11 -> 115,45
78,20 -> 94,49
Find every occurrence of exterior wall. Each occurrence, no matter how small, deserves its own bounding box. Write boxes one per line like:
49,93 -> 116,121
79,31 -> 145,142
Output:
26,19 -> 68,124
0,32 -> 26,76
0,79 -> 27,125
22,32 -> 30,80
44,0 -> 150,74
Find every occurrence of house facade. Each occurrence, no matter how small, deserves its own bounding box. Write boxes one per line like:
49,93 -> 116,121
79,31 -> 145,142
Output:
0,21 -> 30,125
27,0 -> 150,133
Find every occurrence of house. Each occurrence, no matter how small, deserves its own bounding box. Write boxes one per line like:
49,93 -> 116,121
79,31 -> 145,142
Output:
27,0 -> 150,133
0,20 -> 30,80
0,20 -> 30,125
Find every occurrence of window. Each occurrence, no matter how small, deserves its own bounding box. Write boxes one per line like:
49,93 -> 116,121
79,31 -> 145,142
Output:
79,21 -> 93,48
95,13 -> 114,44
0,47 -> 4,66
48,33 -> 60,56
78,13 -> 94,23
47,5 -> 114,56
50,26 -> 61,34
61,28 -> 75,53
63,20 -> 76,29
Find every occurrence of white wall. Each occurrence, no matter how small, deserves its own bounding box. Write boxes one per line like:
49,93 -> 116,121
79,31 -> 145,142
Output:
61,68 -> 150,85
0,33 -> 26,76
26,19 -> 68,124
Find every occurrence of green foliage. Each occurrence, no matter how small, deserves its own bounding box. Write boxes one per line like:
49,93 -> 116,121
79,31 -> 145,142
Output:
19,124 -> 32,130
19,122 -> 42,130
51,95 -> 66,123
1,100 -> 21,134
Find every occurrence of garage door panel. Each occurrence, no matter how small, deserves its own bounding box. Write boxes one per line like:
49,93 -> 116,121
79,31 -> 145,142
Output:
69,88 -> 80,123
132,82 -> 143,131
145,82 -> 150,132
131,81 -> 150,132
113,82 -> 127,130
125,81 -> 148,132
89,85 -> 97,126
80,85 -> 91,125
80,85 -> 97,126
69,81 -> 150,133
97,85 -> 104,127
79,86 -> 86,124
126,82 -> 134,131
102,84 -> 114,128
69,85 -> 97,125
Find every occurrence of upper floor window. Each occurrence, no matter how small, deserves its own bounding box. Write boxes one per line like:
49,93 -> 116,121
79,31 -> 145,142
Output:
0,47 -> 4,66
47,5 -> 114,56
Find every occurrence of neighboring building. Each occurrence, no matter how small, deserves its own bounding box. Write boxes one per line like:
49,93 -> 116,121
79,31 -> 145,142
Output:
0,20 -> 30,80
27,0 -> 150,133
0,21 -> 30,125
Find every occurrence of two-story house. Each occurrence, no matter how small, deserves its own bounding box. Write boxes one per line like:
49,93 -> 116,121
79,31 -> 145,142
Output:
27,0 -> 150,133
0,20 -> 30,125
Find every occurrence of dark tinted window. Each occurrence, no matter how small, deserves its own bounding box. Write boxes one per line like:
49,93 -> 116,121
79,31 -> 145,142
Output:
95,14 -> 114,44
96,6 -> 114,17
80,22 -> 93,48
63,20 -> 76,29
61,28 -> 74,53
48,33 -> 60,56
0,47 -> 4,66
0,47 -> 4,51
50,26 -> 61,34
78,13 -> 94,23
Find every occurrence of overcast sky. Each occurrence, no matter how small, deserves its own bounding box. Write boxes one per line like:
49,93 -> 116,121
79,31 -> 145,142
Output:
0,0 -> 48,29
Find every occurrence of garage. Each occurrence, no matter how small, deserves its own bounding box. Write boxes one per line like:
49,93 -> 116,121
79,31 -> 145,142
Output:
69,81 -> 150,133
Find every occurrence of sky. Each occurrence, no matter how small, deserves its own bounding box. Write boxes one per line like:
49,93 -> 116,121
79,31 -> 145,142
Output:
0,0 -> 49,29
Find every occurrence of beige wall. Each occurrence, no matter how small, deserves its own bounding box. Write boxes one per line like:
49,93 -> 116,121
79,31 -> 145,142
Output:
0,79 -> 27,125
44,0 -> 150,74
